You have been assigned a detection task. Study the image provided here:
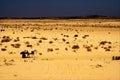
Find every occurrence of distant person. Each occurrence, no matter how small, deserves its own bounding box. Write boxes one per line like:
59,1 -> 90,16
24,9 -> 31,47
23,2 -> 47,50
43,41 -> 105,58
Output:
30,50 -> 37,58
20,50 -> 29,58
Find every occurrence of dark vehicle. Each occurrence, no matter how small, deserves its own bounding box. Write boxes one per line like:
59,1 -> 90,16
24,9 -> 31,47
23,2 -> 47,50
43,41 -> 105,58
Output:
20,50 -> 29,58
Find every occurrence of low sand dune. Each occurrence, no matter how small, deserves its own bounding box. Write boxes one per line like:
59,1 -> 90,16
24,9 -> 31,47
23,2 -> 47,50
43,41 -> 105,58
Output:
0,19 -> 120,80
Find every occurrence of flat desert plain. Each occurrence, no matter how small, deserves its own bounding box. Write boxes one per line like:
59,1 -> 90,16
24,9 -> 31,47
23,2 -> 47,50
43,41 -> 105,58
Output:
0,19 -> 120,80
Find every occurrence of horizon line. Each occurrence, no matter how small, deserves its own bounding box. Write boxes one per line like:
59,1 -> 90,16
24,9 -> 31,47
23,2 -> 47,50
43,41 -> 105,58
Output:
0,15 -> 120,19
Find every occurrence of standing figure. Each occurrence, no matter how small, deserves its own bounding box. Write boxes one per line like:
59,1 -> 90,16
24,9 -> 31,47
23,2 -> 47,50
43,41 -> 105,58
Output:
30,50 -> 37,58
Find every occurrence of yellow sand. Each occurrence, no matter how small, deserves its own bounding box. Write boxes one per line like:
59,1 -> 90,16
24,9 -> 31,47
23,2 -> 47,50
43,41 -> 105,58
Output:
0,19 -> 120,80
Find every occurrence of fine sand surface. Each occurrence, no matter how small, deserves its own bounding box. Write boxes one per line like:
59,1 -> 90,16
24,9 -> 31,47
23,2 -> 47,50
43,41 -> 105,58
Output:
0,19 -> 120,80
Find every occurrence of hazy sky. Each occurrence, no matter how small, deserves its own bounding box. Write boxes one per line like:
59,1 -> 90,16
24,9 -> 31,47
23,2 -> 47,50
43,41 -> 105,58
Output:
0,0 -> 120,17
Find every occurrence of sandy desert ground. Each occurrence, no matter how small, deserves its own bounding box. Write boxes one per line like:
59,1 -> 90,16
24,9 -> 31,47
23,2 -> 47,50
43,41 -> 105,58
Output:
0,19 -> 120,80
